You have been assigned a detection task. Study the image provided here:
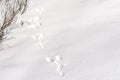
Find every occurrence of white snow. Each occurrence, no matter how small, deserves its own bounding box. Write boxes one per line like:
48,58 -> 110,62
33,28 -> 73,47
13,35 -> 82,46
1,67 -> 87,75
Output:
1,0 -> 120,80
45,57 -> 53,63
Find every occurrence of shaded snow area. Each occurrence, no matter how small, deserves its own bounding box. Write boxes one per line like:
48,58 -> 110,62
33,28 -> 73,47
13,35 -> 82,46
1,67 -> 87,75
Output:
1,0 -> 120,80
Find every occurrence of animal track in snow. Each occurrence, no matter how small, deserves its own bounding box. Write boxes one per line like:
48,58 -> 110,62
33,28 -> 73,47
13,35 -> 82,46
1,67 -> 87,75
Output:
45,55 -> 65,77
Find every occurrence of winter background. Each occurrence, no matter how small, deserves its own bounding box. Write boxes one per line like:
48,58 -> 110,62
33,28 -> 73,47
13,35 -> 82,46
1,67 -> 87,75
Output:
0,0 -> 120,80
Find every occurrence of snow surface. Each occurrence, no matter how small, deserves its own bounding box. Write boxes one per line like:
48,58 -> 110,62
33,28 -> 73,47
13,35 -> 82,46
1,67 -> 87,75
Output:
1,0 -> 120,80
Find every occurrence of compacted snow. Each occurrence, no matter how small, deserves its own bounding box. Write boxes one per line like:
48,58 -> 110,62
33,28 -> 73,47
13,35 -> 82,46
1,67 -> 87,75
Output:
0,0 -> 120,80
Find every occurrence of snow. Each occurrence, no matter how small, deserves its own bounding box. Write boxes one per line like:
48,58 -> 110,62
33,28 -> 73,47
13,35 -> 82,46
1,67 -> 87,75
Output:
0,0 -> 120,80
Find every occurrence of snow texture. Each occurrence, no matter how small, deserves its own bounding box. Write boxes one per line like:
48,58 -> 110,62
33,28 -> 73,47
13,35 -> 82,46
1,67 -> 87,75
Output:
1,0 -> 120,80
